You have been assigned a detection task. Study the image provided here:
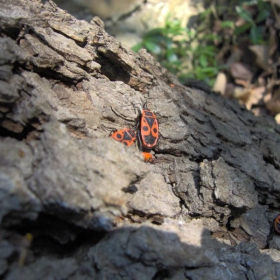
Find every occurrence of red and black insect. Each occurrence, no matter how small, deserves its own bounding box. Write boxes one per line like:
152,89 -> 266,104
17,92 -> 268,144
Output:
274,214 -> 280,234
110,103 -> 159,163
138,107 -> 159,151
110,128 -> 136,147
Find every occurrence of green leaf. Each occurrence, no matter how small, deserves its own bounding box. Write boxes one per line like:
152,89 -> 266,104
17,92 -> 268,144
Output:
250,25 -> 262,44
243,0 -> 258,6
235,6 -> 254,24
165,37 -> 174,49
143,41 -> 161,54
131,43 -> 143,53
195,67 -> 218,76
166,49 -> 178,62
199,54 -> 208,68
256,0 -> 265,9
168,26 -> 185,37
255,9 -> 270,23
201,46 -> 216,56
221,21 -> 234,29
143,33 -> 165,44
145,28 -> 164,37
234,23 -> 251,35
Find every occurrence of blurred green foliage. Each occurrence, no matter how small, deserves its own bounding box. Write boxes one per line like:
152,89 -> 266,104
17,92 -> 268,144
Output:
132,0 -> 272,87
234,0 -> 271,44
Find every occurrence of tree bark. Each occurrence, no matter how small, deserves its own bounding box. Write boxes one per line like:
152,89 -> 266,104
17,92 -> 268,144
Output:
0,0 -> 280,279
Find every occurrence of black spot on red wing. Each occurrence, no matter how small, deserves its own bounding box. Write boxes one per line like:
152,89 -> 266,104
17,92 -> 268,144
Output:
123,141 -> 128,146
116,133 -> 122,139
123,131 -> 133,141
153,128 -> 157,133
143,126 -> 149,131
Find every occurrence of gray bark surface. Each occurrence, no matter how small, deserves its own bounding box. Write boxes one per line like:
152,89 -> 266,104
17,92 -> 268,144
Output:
0,0 -> 280,279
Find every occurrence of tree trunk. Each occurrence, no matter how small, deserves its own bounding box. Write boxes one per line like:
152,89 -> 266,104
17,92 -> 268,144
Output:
0,0 -> 280,279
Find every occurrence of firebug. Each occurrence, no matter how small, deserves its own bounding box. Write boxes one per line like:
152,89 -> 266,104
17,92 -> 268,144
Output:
138,107 -> 159,150
110,128 -> 136,146
110,102 -> 159,163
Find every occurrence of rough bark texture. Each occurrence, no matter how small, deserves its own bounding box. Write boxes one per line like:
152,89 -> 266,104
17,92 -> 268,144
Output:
1,0 -> 280,279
